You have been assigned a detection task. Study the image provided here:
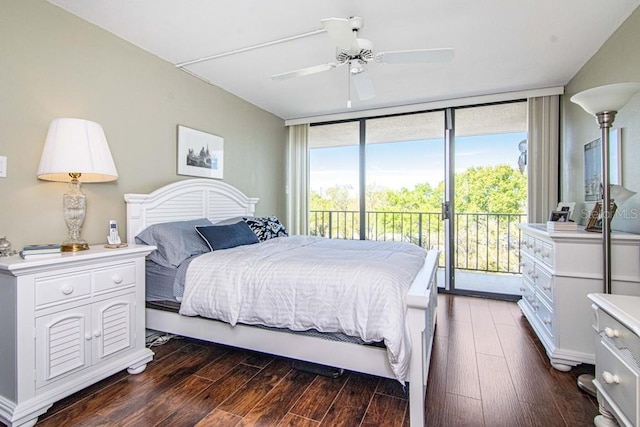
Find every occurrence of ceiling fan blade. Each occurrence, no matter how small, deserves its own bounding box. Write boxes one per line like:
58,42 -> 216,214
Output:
376,48 -> 455,64
271,63 -> 337,80
321,17 -> 357,51
352,70 -> 375,101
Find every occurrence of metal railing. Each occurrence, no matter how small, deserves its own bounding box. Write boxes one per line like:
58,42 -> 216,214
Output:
309,210 -> 526,274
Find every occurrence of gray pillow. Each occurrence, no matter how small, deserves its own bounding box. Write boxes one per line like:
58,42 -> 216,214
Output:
195,222 -> 259,251
213,216 -> 250,226
135,218 -> 213,268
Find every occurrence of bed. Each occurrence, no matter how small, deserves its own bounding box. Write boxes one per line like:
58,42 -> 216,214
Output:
125,179 -> 439,426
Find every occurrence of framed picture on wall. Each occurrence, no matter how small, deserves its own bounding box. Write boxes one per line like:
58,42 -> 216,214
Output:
583,128 -> 622,201
177,125 -> 224,179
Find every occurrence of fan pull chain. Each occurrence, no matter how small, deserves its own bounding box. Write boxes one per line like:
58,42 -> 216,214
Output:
347,64 -> 352,108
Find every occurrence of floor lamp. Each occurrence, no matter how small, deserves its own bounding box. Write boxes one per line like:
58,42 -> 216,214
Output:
570,82 -> 640,397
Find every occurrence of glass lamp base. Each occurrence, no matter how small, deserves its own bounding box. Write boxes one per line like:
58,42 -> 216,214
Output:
61,241 -> 89,252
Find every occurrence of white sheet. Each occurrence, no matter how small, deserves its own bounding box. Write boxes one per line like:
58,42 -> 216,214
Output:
179,235 -> 426,382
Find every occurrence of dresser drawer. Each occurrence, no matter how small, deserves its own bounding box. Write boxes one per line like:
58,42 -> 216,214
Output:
521,234 -> 534,255
533,239 -> 553,268
597,309 -> 640,358
595,339 -> 640,426
520,279 -> 535,307
534,294 -> 554,339
36,272 -> 91,307
534,264 -> 553,303
93,262 -> 136,293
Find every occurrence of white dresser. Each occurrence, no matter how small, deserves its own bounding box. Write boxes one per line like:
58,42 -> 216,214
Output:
518,224 -> 640,371
588,293 -> 640,427
0,244 -> 155,427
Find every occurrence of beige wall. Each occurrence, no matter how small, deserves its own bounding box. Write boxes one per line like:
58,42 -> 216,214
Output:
0,1 -> 286,249
563,7 -> 640,233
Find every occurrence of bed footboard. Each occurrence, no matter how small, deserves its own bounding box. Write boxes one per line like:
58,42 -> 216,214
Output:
406,250 -> 440,426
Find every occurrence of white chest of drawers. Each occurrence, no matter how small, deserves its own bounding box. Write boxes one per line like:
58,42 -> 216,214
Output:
0,245 -> 155,427
588,293 -> 640,427
518,224 -> 640,371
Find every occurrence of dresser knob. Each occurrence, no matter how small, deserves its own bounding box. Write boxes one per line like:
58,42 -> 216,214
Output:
602,371 -> 619,385
94,330 -> 102,338
543,317 -> 552,325
61,285 -> 74,295
604,327 -> 620,338
85,334 -> 92,340
519,286 -> 526,292
543,284 -> 551,291
112,275 -> 123,284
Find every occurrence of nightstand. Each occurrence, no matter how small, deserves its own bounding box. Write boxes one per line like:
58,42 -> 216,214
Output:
0,244 -> 155,427
588,293 -> 640,427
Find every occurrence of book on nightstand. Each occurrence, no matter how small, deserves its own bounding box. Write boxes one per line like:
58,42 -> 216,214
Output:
20,243 -> 62,259
546,221 -> 578,231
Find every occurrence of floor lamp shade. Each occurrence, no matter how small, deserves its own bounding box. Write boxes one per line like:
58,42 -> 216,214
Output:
37,118 -> 118,251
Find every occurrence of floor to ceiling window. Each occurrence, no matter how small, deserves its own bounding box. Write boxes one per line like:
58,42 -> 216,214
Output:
307,100 -> 527,298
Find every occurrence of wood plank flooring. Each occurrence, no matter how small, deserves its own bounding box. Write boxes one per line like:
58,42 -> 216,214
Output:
27,294 -> 598,426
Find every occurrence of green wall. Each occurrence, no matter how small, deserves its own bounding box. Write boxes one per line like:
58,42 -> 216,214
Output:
0,1 -> 286,249
563,7 -> 640,233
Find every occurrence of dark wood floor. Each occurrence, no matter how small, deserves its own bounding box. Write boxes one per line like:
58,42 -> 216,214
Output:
28,294 -> 598,426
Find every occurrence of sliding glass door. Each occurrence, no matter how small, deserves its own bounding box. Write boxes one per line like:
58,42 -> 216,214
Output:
451,102 -> 527,296
307,101 -> 527,298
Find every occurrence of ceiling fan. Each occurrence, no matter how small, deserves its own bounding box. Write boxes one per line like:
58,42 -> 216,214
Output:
271,16 -> 454,106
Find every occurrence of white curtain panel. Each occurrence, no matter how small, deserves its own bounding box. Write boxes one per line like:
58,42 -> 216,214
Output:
527,95 -> 560,223
286,124 -> 309,235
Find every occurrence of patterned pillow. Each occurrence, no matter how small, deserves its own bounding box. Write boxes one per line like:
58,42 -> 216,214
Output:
242,216 -> 288,241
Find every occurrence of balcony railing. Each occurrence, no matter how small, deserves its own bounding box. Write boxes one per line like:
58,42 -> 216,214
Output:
309,210 -> 526,274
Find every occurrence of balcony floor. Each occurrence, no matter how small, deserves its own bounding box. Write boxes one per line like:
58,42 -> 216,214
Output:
437,269 -> 522,297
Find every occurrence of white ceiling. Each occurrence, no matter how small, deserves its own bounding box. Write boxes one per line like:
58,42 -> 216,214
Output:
48,1 -> 640,121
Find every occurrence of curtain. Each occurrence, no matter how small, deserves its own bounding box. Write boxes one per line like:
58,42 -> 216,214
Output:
286,124 -> 309,235
527,95 -> 560,223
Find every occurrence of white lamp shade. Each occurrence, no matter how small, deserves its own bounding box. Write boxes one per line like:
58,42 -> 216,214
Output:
570,83 -> 640,115
611,184 -> 636,207
37,118 -> 118,182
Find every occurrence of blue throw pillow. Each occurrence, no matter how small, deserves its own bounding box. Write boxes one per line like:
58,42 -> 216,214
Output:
195,221 -> 259,251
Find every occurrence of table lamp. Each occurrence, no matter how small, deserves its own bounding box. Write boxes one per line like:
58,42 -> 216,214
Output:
37,118 -> 118,251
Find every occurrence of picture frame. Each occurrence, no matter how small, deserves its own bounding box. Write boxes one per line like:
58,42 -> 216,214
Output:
585,201 -> 617,232
177,125 -> 224,179
584,128 -> 622,201
556,202 -> 576,221
548,210 -> 570,222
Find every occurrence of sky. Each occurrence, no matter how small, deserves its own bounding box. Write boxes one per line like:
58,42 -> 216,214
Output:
310,132 -> 527,195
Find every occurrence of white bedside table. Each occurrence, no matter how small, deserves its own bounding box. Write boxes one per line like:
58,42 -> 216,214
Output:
588,293 -> 640,427
0,244 -> 156,427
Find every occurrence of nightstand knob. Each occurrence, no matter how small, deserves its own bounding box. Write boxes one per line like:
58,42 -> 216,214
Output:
61,285 -> 74,295
112,275 -> 123,284
604,327 -> 620,338
602,371 -> 619,385
94,330 -> 102,338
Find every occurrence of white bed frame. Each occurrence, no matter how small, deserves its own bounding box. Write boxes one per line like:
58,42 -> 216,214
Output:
125,179 -> 438,426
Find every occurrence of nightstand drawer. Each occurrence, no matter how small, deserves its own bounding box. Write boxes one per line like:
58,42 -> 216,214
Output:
595,339 -> 639,425
36,272 -> 91,307
93,262 -> 135,293
597,309 -> 640,357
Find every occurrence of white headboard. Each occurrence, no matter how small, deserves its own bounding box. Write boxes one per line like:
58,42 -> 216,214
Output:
124,179 -> 259,243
